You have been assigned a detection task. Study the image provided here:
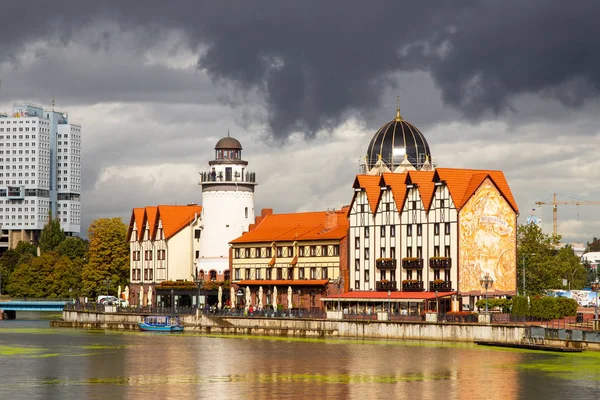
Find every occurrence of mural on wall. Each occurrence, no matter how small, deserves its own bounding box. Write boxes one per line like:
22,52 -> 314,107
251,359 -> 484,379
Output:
459,179 -> 516,294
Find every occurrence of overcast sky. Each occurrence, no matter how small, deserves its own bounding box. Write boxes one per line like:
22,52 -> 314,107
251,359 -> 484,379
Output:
1,1 -> 599,244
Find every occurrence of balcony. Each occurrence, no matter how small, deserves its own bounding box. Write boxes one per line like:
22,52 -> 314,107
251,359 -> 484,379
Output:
429,257 -> 452,269
429,280 -> 453,292
401,280 -> 424,292
199,170 -> 256,184
376,258 -> 397,269
376,280 -> 397,291
402,258 -> 423,269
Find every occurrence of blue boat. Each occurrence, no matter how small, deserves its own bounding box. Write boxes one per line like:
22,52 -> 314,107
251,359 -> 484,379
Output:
138,315 -> 184,332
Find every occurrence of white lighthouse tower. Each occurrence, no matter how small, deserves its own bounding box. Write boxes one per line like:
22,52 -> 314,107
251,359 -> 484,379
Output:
197,133 -> 257,281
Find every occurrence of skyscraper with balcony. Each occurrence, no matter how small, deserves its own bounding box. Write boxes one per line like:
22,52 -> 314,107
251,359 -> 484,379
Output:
0,104 -> 82,251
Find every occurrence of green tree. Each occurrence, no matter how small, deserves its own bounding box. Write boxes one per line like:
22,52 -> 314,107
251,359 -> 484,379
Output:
56,237 -> 89,261
517,223 -> 560,295
48,255 -> 83,298
554,245 -> 586,290
7,253 -> 58,298
81,218 -> 129,298
0,241 -> 37,295
586,237 -> 600,252
39,215 -> 66,254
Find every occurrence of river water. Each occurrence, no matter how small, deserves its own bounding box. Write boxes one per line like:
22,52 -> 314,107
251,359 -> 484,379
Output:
1,314 -> 599,400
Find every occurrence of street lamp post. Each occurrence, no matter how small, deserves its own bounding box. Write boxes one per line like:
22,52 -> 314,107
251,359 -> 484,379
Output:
267,289 -> 271,309
435,290 -> 439,313
104,278 -> 111,296
387,290 -> 391,320
336,277 -> 343,312
592,279 -> 600,321
480,273 -> 494,314
237,289 -> 243,312
297,289 -> 302,309
171,289 -> 174,314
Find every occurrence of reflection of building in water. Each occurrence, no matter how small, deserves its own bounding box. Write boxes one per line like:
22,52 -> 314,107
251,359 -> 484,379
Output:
322,105 -> 519,312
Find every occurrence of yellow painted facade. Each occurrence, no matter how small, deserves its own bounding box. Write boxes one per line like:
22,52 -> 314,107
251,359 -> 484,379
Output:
458,178 -> 516,295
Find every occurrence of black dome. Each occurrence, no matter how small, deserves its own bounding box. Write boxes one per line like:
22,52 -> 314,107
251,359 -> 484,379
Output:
215,136 -> 242,150
366,112 -> 431,169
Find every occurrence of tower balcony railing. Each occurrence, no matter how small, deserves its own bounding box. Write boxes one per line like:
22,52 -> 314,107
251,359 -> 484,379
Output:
199,171 -> 256,184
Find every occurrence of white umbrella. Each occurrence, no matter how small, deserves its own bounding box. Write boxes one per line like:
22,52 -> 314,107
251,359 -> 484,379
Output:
139,285 -> 144,307
117,285 -> 122,300
245,286 -> 251,311
258,286 -> 264,310
231,287 -> 236,309
287,286 -> 293,309
218,286 -> 223,310
147,286 -> 153,307
124,286 -> 129,302
273,287 -> 278,310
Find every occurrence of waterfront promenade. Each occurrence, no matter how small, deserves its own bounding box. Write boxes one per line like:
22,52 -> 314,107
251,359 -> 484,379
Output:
54,305 -> 600,351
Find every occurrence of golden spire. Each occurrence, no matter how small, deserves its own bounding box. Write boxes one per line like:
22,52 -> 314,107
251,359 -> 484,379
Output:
378,154 -> 382,161
395,95 -> 403,121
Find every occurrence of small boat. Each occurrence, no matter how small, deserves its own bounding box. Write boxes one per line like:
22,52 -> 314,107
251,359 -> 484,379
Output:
475,340 -> 583,353
138,315 -> 184,332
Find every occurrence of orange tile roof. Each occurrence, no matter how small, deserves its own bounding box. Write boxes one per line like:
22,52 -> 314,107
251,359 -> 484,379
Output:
354,168 -> 518,215
143,206 -> 158,240
130,205 -> 202,241
156,205 -> 202,240
231,209 -> 348,244
127,208 -> 145,241
407,170 -> 436,211
353,175 -> 383,213
435,168 -> 518,212
381,173 -> 408,212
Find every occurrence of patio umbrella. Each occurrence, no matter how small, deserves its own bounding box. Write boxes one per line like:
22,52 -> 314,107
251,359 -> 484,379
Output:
124,286 -> 129,302
287,286 -> 293,309
245,286 -> 251,311
258,286 -> 263,310
139,285 -> 144,307
231,286 -> 236,309
147,286 -> 153,307
273,287 -> 277,310
218,286 -> 223,310
117,285 -> 122,300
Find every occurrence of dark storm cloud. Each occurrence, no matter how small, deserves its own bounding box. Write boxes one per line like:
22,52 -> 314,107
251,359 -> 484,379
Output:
2,1 -> 600,138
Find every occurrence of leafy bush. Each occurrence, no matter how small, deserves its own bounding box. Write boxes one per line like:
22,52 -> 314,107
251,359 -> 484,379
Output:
556,297 -> 578,317
511,295 -> 529,317
530,296 -> 559,319
475,298 -> 512,313
521,296 -> 579,319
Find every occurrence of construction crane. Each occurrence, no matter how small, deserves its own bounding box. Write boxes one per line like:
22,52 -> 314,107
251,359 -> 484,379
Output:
535,193 -> 600,237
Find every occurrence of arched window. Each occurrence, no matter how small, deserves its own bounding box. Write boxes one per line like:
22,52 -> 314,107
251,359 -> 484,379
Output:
224,271 -> 230,281
209,270 -> 217,281
245,207 -> 248,218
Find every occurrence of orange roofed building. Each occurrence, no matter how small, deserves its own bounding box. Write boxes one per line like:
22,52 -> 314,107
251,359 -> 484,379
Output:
230,207 -> 349,311
127,204 -> 203,307
322,106 -> 519,315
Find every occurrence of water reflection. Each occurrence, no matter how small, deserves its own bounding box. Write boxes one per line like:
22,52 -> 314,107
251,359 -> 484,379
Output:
1,320 -> 599,399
